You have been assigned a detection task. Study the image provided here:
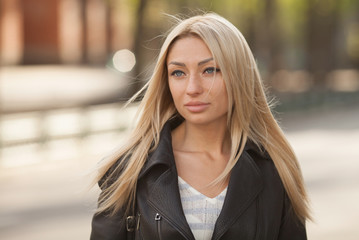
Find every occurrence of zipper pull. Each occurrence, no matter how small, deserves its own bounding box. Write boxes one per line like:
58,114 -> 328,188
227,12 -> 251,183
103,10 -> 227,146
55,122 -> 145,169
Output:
155,213 -> 161,221
136,213 -> 141,230
155,213 -> 162,240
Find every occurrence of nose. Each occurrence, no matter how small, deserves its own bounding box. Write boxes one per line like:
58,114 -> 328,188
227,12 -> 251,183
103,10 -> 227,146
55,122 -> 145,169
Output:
186,74 -> 203,96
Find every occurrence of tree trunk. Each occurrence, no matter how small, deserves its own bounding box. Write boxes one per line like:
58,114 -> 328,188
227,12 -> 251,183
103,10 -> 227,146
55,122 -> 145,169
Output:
80,0 -> 88,64
255,0 -> 282,80
105,1 -> 112,56
306,0 -> 339,87
131,0 -> 148,96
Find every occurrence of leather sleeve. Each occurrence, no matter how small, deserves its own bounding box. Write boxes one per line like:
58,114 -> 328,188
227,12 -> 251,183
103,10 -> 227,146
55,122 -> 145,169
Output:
277,195 -> 307,240
90,160 -> 128,240
90,205 -> 127,240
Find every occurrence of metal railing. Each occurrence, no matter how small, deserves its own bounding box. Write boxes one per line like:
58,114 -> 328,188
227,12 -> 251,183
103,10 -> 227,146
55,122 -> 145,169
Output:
0,103 -> 138,166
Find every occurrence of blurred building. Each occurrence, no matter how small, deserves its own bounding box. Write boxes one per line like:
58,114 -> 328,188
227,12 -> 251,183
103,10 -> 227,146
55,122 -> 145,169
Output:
0,0 -> 130,65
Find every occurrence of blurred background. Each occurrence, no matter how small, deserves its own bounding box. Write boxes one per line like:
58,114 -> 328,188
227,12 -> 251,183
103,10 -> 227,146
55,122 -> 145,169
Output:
0,0 -> 358,239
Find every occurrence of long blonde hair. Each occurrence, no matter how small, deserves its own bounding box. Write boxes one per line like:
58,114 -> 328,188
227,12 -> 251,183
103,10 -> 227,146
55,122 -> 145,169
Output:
95,13 -> 311,222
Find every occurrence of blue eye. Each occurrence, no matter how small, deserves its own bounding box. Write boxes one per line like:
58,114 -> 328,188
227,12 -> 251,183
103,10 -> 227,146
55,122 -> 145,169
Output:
171,70 -> 185,77
204,67 -> 220,74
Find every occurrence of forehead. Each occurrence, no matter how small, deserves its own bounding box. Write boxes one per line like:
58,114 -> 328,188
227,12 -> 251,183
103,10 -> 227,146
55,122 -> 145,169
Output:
166,36 -> 213,64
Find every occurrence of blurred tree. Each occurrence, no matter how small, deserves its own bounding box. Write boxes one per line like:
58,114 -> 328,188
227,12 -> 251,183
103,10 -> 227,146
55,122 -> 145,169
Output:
104,0 -> 359,93
255,0 -> 282,79
80,0 -> 88,63
79,0 -> 112,65
21,0 -> 60,64
277,0 -> 307,70
305,0 -> 340,86
105,1 -> 112,55
340,0 -> 359,69
132,0 -> 148,95
0,1 -> 4,64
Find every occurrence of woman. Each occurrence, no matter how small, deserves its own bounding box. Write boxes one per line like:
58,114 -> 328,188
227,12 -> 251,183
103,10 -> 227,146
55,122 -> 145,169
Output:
90,13 -> 311,240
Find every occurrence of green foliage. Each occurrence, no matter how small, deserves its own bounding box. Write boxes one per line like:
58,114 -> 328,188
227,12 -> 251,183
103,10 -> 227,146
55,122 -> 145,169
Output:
277,0 -> 307,44
109,0 -> 359,87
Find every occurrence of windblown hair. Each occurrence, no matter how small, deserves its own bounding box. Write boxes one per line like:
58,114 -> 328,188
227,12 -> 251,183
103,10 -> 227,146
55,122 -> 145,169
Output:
95,13 -> 311,223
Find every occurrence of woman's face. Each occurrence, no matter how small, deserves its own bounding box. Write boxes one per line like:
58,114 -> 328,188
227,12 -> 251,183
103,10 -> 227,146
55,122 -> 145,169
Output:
167,36 -> 228,126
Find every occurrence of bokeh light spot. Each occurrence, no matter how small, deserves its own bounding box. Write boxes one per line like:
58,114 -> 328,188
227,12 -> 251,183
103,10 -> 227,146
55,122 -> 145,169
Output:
112,49 -> 136,72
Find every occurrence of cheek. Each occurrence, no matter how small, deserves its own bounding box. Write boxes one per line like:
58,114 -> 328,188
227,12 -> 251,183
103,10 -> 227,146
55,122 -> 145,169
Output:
168,81 -> 175,97
211,80 -> 227,98
215,81 -> 229,106
168,79 -> 185,95
168,81 -> 180,104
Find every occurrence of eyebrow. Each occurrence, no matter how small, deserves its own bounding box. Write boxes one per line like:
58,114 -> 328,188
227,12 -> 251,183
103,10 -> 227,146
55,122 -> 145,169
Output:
168,57 -> 214,67
198,57 -> 214,66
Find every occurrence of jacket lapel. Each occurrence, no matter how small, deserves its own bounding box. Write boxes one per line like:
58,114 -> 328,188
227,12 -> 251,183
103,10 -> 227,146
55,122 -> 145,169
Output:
147,167 -> 195,240
139,119 -> 195,240
212,150 -> 263,240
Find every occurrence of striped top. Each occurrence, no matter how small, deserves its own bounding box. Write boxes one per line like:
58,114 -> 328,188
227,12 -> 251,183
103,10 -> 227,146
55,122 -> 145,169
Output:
178,177 -> 227,240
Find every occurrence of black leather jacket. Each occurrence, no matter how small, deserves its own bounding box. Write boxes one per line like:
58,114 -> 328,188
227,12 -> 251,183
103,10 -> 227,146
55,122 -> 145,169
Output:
90,119 -> 307,240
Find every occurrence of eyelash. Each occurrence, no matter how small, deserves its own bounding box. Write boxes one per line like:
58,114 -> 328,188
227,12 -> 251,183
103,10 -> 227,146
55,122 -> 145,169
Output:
170,67 -> 220,77
171,70 -> 184,77
204,67 -> 220,74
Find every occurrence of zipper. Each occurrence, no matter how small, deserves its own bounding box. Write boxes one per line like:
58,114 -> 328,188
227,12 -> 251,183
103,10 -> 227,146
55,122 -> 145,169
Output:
148,201 -> 193,239
155,213 -> 162,240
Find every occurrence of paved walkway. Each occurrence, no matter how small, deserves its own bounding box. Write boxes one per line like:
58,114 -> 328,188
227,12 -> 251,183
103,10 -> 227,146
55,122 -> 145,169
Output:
281,104 -> 359,240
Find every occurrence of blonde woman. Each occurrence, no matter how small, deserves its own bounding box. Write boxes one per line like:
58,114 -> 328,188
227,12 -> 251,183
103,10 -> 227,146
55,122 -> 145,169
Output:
90,13 -> 311,240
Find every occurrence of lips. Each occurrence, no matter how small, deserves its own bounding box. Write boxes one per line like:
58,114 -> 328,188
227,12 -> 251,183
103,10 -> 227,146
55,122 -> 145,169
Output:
184,101 -> 210,113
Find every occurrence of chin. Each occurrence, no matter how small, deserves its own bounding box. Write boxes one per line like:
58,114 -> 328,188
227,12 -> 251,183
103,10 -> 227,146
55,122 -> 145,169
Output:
183,116 -> 221,126
179,109 -> 227,126
181,114 -> 206,124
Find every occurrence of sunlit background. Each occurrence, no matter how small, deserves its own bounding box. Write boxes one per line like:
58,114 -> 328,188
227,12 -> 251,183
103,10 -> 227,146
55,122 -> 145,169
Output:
0,0 -> 358,239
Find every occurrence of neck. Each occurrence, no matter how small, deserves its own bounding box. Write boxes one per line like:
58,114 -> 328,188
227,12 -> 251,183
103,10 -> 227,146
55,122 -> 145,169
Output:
173,118 -> 231,155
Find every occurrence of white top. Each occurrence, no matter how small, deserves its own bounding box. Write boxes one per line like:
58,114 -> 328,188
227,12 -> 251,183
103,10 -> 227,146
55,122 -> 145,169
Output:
178,176 -> 227,240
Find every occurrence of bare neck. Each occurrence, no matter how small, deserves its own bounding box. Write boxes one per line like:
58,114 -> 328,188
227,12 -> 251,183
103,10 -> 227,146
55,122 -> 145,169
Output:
172,119 -> 231,156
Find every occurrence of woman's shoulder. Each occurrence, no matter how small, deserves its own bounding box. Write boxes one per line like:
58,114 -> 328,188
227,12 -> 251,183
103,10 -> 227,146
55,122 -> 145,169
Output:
98,154 -> 130,190
244,140 -> 283,186
244,140 -> 272,164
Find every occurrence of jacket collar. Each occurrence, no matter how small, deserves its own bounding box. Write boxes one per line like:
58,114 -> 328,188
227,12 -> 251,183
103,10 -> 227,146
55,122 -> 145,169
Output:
139,117 -> 195,239
212,150 -> 263,240
138,117 -> 182,179
138,117 -> 265,239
